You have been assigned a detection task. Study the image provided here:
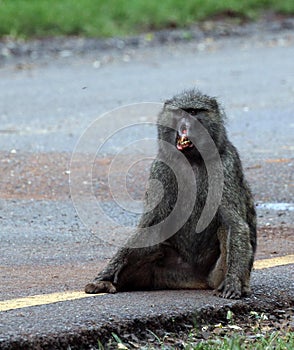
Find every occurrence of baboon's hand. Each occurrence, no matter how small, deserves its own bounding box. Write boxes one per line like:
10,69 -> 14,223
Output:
85,281 -> 117,294
216,276 -> 242,299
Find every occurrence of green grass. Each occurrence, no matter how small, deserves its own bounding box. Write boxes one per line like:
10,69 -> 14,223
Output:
97,309 -> 294,349
189,332 -> 294,350
0,0 -> 293,39
97,331 -> 294,349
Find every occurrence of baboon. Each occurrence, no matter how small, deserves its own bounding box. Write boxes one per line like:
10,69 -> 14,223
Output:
85,89 -> 257,299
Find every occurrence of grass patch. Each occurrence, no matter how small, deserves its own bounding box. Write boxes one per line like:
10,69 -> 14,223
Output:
96,309 -> 293,349
189,332 -> 294,350
98,331 -> 294,349
0,0 -> 293,39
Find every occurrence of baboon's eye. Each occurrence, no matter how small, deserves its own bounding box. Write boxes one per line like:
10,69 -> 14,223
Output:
182,108 -> 208,116
183,108 -> 197,116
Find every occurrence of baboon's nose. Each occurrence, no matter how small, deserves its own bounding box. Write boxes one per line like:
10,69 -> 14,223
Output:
180,127 -> 187,136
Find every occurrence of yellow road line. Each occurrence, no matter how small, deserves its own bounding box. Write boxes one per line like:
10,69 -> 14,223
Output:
0,291 -> 104,312
253,254 -> 294,270
1,255 -> 293,312
265,158 -> 291,163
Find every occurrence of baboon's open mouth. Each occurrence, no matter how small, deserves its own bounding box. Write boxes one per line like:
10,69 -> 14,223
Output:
176,135 -> 194,151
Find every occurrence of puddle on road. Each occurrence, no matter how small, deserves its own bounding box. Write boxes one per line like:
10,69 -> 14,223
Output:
257,202 -> 294,211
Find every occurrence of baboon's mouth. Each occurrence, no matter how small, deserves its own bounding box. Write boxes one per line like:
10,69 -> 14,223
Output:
176,135 -> 194,151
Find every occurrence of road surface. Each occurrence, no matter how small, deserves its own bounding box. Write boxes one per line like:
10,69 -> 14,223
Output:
0,21 -> 293,349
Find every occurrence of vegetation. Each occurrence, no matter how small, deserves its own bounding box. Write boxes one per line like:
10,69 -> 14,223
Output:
0,0 -> 293,39
99,330 -> 294,349
95,309 -> 294,349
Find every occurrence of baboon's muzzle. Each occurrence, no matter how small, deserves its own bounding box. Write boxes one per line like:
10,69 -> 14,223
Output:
176,129 -> 194,151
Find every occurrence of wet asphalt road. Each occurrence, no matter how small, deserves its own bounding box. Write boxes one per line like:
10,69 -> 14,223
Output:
0,23 -> 293,348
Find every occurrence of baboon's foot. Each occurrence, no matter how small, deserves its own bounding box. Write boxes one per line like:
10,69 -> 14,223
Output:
215,276 -> 242,299
85,281 -> 117,294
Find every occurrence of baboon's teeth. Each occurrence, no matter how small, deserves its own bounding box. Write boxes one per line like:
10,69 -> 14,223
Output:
177,135 -> 193,150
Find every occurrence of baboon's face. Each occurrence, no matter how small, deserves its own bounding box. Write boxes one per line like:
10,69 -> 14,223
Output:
175,108 -> 209,155
159,104 -> 223,160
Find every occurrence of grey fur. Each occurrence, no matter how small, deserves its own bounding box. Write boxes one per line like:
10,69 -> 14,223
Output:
85,89 -> 257,299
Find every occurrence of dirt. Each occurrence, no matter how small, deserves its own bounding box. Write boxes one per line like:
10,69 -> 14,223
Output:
1,151 -> 293,202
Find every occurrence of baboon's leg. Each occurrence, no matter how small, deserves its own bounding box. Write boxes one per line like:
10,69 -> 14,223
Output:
241,270 -> 252,296
85,247 -> 162,294
207,226 -> 227,290
216,209 -> 254,299
115,244 -> 208,291
85,244 -> 208,293
208,224 -> 252,298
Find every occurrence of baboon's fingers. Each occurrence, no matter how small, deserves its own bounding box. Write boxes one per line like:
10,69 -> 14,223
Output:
85,281 -> 117,294
216,278 -> 242,299
222,288 -> 242,299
